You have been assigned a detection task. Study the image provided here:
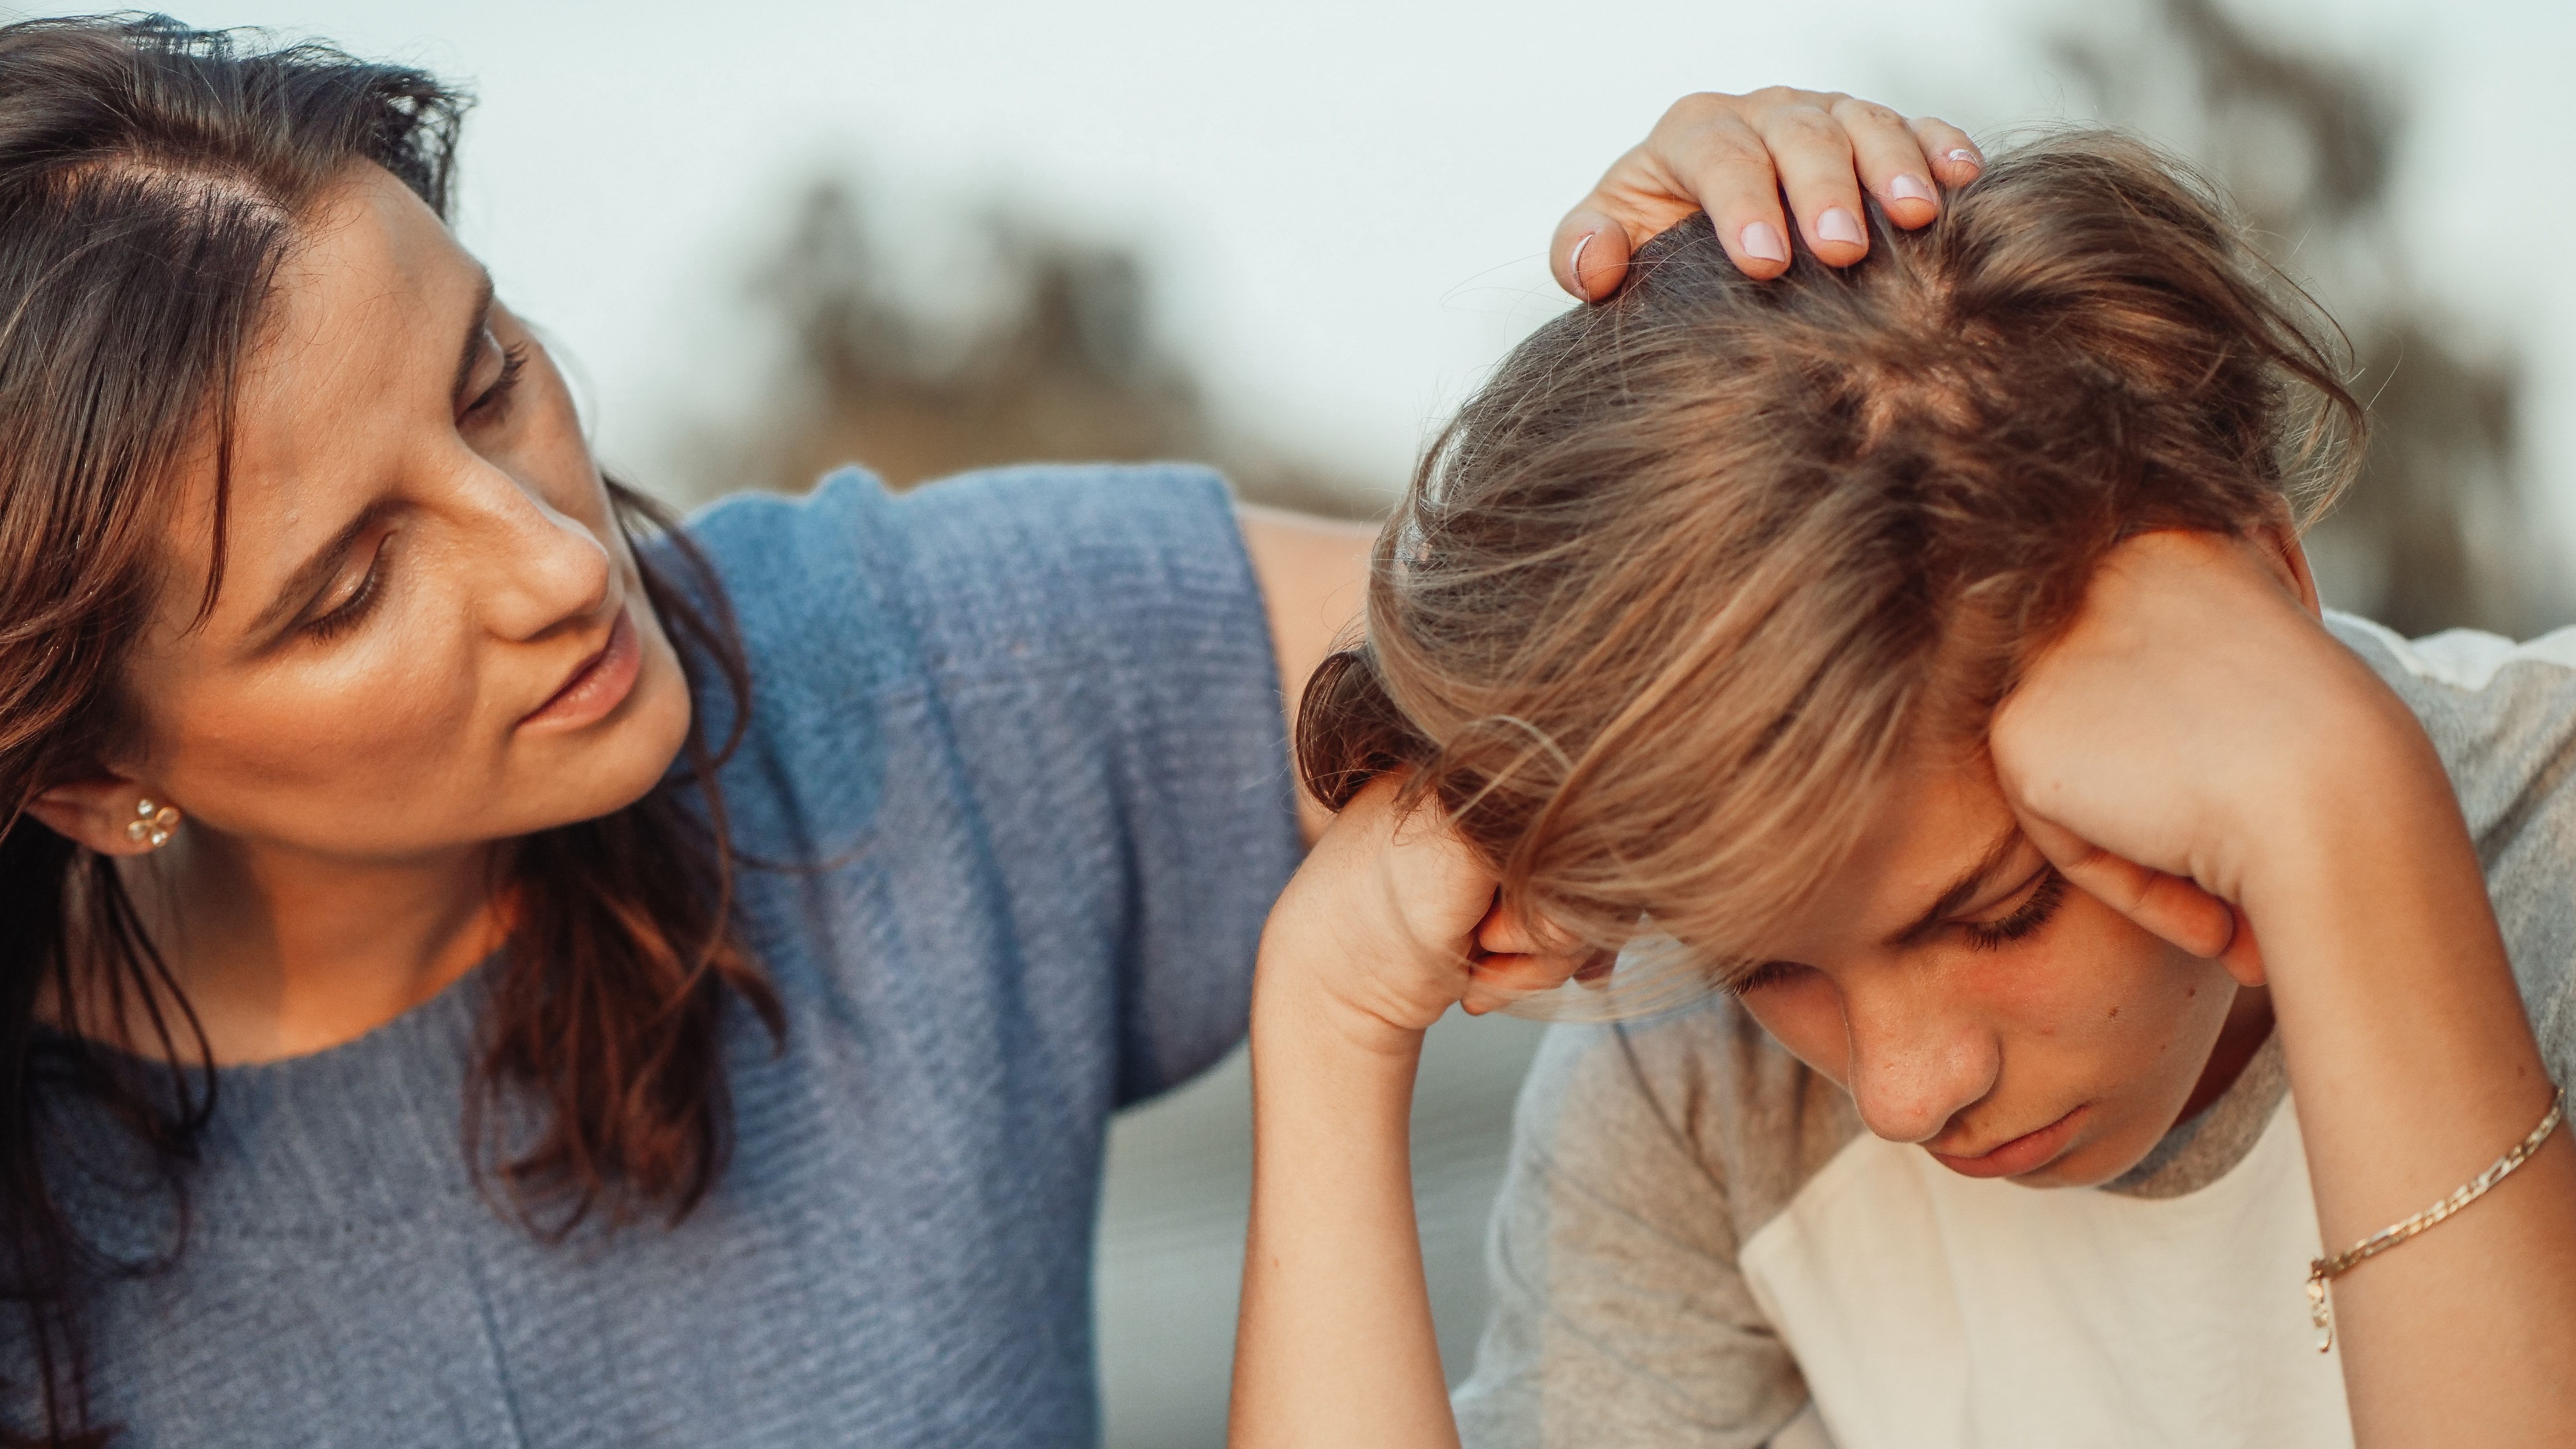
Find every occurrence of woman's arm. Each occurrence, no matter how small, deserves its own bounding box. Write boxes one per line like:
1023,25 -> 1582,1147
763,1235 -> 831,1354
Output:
1228,780 -> 1591,1447
1992,530 -> 2576,1446
1236,506 -> 1374,844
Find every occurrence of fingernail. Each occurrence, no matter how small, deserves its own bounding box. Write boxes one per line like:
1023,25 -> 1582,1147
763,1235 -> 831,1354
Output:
1569,230 -> 1595,291
1946,147 -> 1982,168
1740,221 -> 1788,262
1817,207 -> 1865,246
1889,173 -> 1936,204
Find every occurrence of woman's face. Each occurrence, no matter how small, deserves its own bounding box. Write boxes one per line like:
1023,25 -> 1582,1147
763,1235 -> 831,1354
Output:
111,163 -> 692,863
1728,743 -> 2248,1188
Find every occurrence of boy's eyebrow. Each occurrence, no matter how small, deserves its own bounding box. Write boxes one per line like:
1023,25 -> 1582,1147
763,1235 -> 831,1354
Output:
1890,824 -> 2029,946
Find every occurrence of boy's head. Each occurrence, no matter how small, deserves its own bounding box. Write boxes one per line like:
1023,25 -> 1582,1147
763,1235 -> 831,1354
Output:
1301,131 -> 2360,1184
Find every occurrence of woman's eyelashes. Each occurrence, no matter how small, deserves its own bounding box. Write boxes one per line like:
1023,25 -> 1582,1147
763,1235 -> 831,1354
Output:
304,539 -> 389,642
463,340 -> 528,424
1957,868 -> 2070,951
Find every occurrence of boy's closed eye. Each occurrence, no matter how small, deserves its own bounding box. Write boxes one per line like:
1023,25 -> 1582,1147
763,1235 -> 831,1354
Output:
1955,866 -> 2071,951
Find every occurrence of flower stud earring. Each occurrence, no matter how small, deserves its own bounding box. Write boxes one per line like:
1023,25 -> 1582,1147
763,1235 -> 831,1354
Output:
125,798 -> 180,850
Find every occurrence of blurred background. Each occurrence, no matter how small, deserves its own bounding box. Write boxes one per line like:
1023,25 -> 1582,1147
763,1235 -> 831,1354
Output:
59,0 -> 2576,1442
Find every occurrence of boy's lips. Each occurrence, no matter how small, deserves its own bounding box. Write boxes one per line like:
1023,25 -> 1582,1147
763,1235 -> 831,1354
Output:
1926,1105 -> 2089,1179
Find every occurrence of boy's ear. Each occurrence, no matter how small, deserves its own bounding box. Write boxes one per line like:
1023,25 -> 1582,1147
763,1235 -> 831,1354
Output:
24,775 -> 169,857
2251,519 -> 2324,619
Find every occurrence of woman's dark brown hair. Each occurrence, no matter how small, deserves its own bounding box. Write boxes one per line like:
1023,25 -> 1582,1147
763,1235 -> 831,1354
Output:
1300,131 -> 2365,984
0,16 -> 777,1443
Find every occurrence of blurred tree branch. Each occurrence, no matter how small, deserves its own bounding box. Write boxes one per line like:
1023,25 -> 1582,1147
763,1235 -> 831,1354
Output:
675,177 -> 1372,519
2056,0 -> 2555,636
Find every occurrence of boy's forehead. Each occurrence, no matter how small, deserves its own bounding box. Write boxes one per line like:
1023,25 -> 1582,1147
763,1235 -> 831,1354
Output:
1759,755 -> 2024,960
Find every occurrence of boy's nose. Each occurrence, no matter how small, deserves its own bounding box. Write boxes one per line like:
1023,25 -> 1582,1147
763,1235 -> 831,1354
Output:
1841,986 -> 2001,1145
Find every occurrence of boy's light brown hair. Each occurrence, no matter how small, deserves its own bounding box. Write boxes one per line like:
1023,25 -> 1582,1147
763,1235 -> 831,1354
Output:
1298,131 -> 2364,979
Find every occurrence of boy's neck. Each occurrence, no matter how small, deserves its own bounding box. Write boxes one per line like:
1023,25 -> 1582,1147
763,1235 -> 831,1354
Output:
2175,981 -> 2274,1126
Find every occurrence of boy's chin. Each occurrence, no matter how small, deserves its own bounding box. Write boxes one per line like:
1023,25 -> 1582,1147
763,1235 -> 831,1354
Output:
2008,1122 -> 2161,1190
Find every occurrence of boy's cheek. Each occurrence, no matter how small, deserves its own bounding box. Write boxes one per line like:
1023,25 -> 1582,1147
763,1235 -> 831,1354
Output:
1741,986 -> 1852,1088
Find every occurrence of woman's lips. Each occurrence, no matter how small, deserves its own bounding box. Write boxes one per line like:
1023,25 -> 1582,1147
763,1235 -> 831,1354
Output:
1926,1105 -> 2089,1180
521,609 -> 641,730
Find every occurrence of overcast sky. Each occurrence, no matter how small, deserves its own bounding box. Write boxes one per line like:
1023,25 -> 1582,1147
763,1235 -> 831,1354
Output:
43,0 -> 2576,555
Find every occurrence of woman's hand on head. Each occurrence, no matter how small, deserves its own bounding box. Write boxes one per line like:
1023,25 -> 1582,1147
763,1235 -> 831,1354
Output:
1256,776 -> 1593,1057
1553,88 -> 1984,298
1988,529 -> 2433,972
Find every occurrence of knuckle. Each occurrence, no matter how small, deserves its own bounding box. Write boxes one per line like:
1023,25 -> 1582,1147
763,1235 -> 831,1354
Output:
1833,97 -> 1905,132
1696,129 -> 1775,174
1662,91 -> 1734,128
1766,104 -> 1847,150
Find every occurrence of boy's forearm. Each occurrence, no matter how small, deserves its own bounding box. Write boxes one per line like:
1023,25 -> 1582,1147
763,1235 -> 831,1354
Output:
2248,724 -> 2576,1446
1230,962 -> 1462,1449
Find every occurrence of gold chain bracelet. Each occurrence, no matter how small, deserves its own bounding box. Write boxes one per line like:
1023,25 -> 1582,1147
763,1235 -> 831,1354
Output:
2305,1086 -> 2566,1353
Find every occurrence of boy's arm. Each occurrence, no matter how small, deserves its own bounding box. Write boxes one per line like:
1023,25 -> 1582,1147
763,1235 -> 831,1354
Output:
1226,782 -> 1806,1447
1994,531 -> 2576,1447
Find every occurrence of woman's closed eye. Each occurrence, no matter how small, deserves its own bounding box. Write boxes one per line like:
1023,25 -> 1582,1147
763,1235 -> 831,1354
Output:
461,337 -> 527,426
303,536 -> 391,643
1956,867 -> 2070,951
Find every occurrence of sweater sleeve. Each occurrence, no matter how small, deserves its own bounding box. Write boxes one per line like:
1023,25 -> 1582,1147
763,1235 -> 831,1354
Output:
879,464 -> 1302,1103
679,464 -> 1301,1107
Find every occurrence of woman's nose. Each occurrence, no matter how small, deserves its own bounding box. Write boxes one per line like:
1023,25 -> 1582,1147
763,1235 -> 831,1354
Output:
462,466 -> 614,641
1841,982 -> 2001,1145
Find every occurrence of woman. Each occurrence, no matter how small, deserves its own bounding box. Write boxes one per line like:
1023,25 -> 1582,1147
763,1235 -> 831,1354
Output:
1233,134 -> 2576,1447
0,12 -> 1976,1447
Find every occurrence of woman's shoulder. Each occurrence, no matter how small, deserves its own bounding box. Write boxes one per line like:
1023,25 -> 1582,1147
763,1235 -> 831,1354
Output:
661,460 -> 1285,913
677,462 -> 1249,697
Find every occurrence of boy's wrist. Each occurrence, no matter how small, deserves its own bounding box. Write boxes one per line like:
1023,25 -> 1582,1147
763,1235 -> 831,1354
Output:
2216,654 -> 2447,899
1251,940 -> 1438,1069
2234,697 -> 2475,962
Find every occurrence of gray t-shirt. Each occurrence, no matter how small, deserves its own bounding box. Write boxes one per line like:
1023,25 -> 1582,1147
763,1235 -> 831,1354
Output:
1452,613 -> 2576,1449
33,466 -> 1302,1447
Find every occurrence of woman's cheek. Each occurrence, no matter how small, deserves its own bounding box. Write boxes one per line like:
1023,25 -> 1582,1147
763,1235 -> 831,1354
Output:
181,608 -> 481,802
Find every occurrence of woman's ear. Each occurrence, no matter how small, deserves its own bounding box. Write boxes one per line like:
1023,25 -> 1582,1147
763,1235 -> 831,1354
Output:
2251,519 -> 2324,620
25,775 -> 175,857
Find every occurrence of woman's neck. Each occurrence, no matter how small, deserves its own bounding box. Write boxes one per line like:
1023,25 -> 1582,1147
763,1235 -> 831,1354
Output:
113,829 -> 510,1065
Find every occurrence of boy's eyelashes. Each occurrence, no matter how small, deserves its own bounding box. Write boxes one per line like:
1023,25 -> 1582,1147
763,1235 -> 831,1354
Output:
1956,867 -> 2070,951
1727,959 -> 1803,996
1724,866 -> 2073,996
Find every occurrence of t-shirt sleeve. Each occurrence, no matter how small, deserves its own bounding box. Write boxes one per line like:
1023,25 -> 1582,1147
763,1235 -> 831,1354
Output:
882,464 -> 1303,1104
1453,1017 -> 1815,1449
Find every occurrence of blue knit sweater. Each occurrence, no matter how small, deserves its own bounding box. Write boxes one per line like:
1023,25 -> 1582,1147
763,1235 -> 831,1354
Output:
54,466 -> 1300,1447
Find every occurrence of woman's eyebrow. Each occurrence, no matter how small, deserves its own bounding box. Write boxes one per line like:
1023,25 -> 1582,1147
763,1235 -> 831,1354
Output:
448,267 -> 496,408
1890,823 -> 2029,946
